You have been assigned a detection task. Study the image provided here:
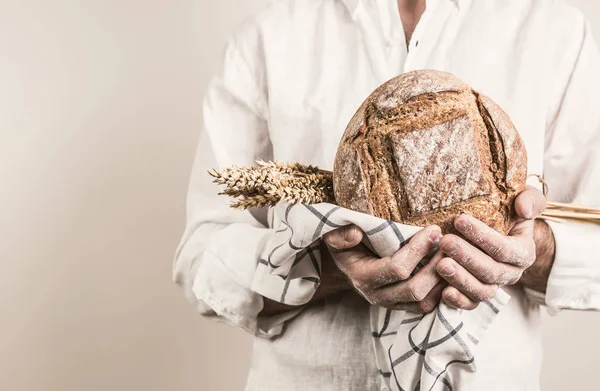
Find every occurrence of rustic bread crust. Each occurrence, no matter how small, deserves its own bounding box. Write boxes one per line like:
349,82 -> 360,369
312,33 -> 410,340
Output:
333,70 -> 527,234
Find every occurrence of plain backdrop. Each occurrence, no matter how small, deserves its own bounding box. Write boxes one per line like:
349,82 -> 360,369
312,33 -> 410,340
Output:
1,1 -> 599,390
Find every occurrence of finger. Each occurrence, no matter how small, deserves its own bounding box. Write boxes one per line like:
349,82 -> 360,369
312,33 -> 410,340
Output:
325,241 -> 378,278
514,187 -> 547,220
440,233 -> 522,284
388,281 -> 447,313
352,225 -> 441,289
388,225 -> 442,281
374,250 -> 444,305
442,286 -> 479,310
453,215 -> 533,269
436,257 -> 500,302
323,224 -> 364,251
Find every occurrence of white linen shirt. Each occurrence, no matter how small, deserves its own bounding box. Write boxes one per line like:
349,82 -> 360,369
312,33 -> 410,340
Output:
174,0 -> 600,389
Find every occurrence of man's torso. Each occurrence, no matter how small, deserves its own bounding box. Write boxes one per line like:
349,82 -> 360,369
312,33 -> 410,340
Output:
236,0 -> 583,389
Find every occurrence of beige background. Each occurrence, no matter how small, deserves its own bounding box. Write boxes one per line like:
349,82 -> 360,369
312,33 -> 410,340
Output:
1,1 -> 598,390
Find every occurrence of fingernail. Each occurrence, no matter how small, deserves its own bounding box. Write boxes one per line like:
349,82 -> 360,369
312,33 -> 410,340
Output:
344,226 -> 357,243
455,217 -> 472,232
439,264 -> 455,277
429,229 -> 442,243
441,240 -> 459,256
445,291 -> 458,303
524,196 -> 535,219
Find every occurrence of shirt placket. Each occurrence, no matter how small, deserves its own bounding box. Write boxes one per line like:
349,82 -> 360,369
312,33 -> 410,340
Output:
378,0 -> 447,75
376,0 -> 406,76
361,6 -> 451,390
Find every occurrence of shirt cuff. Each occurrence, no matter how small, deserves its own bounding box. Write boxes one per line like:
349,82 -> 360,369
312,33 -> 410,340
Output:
192,224 -> 304,338
543,219 -> 600,312
251,262 -> 321,306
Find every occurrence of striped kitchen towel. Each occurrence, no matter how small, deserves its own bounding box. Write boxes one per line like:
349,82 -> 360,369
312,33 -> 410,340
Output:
251,202 -> 510,391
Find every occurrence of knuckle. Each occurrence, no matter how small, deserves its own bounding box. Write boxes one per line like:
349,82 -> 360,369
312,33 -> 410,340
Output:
497,271 -> 521,286
397,268 -> 412,282
494,273 -> 511,286
410,287 -> 428,302
524,248 -> 536,266
510,244 -> 532,266
405,280 -> 427,302
363,292 -> 379,306
350,278 -> 373,297
507,272 -> 523,285
391,263 -> 412,281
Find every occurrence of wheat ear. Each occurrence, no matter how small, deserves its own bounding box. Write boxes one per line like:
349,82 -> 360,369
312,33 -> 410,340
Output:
209,161 -> 334,208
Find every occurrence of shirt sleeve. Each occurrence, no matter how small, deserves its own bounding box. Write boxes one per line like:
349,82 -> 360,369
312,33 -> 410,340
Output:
540,17 -> 600,312
173,36 -> 302,338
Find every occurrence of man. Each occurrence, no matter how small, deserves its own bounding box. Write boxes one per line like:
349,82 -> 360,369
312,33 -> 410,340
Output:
174,0 -> 600,389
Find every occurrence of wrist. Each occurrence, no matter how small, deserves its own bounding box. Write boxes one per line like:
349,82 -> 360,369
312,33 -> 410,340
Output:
519,219 -> 556,293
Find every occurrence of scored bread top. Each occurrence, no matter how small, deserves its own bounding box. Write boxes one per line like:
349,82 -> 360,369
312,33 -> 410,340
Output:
333,70 -> 527,234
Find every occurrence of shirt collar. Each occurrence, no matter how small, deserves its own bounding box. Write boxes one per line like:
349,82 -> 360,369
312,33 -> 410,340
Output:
341,0 -> 361,19
342,0 -> 461,20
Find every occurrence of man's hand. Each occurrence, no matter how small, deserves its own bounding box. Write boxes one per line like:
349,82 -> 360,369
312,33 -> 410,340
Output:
435,187 -> 551,309
323,225 -> 446,313
263,188 -> 554,317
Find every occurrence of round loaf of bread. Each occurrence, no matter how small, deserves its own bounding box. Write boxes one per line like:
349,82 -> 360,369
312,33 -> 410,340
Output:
333,70 -> 527,234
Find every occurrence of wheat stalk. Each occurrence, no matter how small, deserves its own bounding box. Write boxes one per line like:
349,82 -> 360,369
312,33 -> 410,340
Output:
210,161 -> 600,224
543,203 -> 600,223
208,161 -> 334,208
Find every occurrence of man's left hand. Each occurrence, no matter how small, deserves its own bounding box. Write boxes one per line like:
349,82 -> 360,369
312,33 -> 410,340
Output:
436,187 -> 550,309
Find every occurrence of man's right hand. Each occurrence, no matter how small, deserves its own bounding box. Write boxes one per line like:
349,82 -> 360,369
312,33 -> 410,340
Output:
323,224 -> 446,313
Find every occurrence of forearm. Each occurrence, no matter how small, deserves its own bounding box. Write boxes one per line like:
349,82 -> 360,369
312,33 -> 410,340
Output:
260,241 -> 353,316
519,219 -> 556,293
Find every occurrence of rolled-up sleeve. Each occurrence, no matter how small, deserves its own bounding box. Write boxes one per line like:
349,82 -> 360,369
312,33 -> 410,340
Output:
173,33 -> 299,337
541,17 -> 600,312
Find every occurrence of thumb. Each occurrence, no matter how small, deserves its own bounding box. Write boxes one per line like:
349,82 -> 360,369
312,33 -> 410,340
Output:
514,186 -> 547,220
323,224 -> 364,252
